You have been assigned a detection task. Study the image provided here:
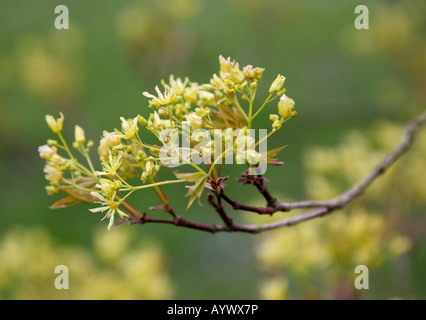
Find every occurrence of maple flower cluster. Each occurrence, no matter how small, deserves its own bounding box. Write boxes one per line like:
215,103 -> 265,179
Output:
39,55 -> 296,229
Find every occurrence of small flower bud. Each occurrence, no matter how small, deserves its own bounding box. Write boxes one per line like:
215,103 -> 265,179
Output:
145,160 -> 154,174
224,88 -> 235,97
148,100 -> 161,110
243,65 -> 255,79
278,94 -> 295,118
141,172 -> 148,182
137,115 -> 147,126
269,75 -> 286,93
253,67 -> 264,80
38,145 -> 57,160
195,107 -> 210,118
74,125 -> 86,145
277,88 -> 286,98
272,120 -> 282,131
87,140 -> 94,149
224,79 -> 234,87
269,114 -> 279,121
45,185 -> 59,195
137,150 -> 146,161
47,139 -> 58,147
158,108 -> 169,117
45,112 -> 64,134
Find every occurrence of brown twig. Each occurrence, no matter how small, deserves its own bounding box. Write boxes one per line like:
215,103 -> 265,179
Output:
128,211 -> 225,234
207,194 -> 234,229
127,112 -> 425,234
224,112 -> 426,216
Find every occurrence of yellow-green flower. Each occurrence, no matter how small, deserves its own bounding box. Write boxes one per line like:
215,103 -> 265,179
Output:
185,112 -> 203,131
143,85 -> 178,107
44,164 -> 63,185
198,90 -> 215,105
45,112 -> 64,134
119,116 -> 139,139
89,191 -> 128,230
147,112 -> 172,132
95,151 -> 123,176
98,131 -> 122,160
183,83 -> 199,103
161,75 -> 189,95
219,55 -> 245,84
243,64 -> 264,80
38,145 -> 57,160
96,178 -> 122,198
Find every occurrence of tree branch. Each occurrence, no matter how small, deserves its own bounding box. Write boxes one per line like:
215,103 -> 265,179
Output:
126,112 -> 425,234
224,112 -> 426,215
207,194 -> 234,229
128,211 -> 226,234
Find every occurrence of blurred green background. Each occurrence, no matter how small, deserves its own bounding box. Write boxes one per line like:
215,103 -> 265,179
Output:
0,0 -> 424,299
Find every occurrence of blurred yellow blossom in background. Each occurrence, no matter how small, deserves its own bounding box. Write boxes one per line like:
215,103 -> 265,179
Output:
116,0 -> 204,76
15,28 -> 84,104
0,226 -> 173,299
253,120 -> 424,299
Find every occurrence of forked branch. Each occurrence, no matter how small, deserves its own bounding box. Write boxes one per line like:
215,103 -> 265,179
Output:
128,112 -> 426,234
